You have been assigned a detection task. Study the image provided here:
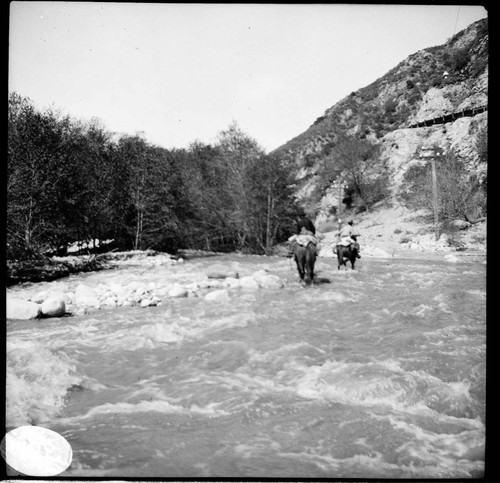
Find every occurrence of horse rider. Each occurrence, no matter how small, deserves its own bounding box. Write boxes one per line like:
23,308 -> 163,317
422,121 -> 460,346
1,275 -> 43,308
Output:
335,219 -> 361,258
296,214 -> 316,236
288,214 -> 317,256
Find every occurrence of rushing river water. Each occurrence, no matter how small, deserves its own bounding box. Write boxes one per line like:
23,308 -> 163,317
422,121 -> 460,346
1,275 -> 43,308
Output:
6,253 -> 486,478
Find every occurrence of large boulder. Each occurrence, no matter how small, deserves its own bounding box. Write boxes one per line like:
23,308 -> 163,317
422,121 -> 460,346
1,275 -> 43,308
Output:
259,274 -> 284,289
74,284 -> 100,309
40,295 -> 66,317
7,297 -> 41,320
252,270 -> 284,289
168,284 -> 188,298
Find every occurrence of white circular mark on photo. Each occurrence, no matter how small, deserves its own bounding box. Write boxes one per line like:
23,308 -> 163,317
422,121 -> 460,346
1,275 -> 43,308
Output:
1,426 -> 73,476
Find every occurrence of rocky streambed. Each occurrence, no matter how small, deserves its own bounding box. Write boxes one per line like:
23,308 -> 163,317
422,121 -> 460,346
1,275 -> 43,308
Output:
6,241 -> 486,321
6,251 -> 288,320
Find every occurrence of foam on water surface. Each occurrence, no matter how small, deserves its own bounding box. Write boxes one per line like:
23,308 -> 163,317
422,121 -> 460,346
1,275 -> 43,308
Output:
6,340 -> 83,426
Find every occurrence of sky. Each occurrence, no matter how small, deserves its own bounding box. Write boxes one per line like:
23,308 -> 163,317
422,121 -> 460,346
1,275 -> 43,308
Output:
9,3 -> 488,153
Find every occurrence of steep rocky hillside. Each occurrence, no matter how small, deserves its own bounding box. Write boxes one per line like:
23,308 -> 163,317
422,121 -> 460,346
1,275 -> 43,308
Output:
274,18 -> 487,254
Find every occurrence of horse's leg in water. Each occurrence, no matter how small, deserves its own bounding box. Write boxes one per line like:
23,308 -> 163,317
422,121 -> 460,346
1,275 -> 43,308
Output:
305,243 -> 316,283
337,248 -> 344,270
294,251 -> 305,280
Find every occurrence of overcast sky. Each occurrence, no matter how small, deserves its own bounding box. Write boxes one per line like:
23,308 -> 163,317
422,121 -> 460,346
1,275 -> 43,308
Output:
9,3 -> 488,152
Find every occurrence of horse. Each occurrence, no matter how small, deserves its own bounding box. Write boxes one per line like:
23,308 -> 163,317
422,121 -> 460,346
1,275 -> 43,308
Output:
337,241 -> 360,270
293,241 -> 317,285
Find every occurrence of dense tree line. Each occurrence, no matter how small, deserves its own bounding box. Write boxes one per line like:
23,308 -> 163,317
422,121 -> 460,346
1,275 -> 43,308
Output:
8,93 -> 300,260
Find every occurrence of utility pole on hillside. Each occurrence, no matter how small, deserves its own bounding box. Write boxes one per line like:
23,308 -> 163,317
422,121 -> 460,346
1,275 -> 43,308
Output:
335,175 -> 348,236
419,147 -> 441,241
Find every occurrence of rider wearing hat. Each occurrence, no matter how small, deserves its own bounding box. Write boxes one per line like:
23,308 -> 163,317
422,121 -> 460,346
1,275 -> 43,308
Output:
336,219 -> 361,258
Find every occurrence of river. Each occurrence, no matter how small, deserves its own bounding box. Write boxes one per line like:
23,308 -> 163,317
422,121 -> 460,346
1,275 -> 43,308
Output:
6,253 -> 486,478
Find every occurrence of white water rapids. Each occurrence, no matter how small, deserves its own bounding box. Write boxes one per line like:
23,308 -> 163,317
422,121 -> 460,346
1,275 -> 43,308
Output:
6,253 -> 486,478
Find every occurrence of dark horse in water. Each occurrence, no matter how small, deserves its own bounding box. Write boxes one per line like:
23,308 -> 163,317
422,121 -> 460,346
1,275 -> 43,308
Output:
293,242 -> 317,285
337,237 -> 360,270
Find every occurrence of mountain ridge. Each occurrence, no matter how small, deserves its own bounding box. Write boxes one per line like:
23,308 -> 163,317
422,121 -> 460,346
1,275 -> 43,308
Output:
272,18 -> 488,254
273,18 -> 487,164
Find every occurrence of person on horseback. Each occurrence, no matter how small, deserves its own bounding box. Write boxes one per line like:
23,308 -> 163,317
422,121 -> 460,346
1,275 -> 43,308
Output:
296,214 -> 316,236
288,214 -> 318,257
334,219 -> 361,258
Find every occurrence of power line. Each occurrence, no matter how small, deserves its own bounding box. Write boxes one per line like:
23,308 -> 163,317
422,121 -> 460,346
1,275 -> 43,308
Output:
452,5 -> 461,37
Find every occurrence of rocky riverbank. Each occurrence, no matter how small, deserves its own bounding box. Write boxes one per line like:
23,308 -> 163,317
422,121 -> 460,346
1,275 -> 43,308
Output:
5,249 -> 181,286
6,255 -> 104,287
6,251 -> 287,320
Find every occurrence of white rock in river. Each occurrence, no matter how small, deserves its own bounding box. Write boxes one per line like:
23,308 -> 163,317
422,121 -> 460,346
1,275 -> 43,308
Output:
7,297 -> 41,320
183,282 -> 199,292
445,253 -> 460,263
40,296 -> 66,317
250,269 -> 283,288
168,284 -> 188,298
103,297 -> 117,307
239,276 -> 260,289
259,274 -> 284,289
251,269 -> 270,283
204,289 -> 231,302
